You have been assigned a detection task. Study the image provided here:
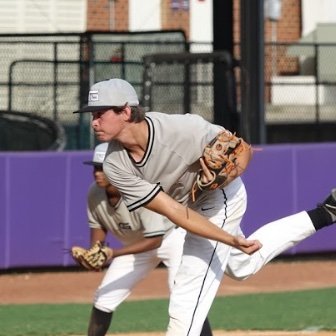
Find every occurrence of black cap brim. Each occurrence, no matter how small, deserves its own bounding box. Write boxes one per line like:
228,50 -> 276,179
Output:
83,161 -> 103,166
73,105 -> 114,114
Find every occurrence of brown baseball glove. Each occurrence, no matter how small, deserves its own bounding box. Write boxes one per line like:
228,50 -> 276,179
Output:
71,241 -> 113,271
191,130 -> 252,202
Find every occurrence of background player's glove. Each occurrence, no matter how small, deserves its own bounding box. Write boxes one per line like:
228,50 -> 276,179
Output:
191,130 -> 252,202
71,241 -> 113,271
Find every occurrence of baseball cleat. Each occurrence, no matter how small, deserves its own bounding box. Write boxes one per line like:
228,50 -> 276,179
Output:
318,188 -> 336,221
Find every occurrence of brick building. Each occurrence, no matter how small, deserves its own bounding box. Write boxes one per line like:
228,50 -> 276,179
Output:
86,0 -> 302,80
86,0 -> 301,44
87,0 -> 190,36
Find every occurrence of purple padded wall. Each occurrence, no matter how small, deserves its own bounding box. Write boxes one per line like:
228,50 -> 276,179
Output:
0,142 -> 336,269
0,151 -> 122,269
0,156 -> 7,268
241,143 -> 336,254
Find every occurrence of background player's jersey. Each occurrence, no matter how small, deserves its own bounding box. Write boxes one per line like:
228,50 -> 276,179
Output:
103,112 -> 223,211
87,183 -> 174,245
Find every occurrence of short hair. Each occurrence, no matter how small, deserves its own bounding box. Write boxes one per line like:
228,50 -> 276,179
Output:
112,104 -> 146,123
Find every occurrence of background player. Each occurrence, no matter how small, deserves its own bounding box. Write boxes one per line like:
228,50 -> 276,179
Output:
74,78 -> 336,336
82,142 -> 213,336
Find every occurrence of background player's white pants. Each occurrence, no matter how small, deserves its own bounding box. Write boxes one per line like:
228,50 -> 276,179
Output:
166,178 -> 317,336
94,227 -> 185,312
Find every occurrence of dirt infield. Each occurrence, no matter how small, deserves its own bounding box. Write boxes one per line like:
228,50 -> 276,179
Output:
1,258 -> 336,335
113,333 -> 336,336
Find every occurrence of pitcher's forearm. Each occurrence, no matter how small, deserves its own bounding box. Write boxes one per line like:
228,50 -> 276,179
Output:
168,205 -> 262,254
145,192 -> 235,245
145,191 -> 261,255
169,205 -> 235,245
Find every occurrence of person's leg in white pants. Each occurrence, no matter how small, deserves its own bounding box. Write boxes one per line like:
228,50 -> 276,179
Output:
167,181 -> 247,336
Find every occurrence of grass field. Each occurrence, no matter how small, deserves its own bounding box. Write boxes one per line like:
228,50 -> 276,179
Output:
1,287 -> 336,335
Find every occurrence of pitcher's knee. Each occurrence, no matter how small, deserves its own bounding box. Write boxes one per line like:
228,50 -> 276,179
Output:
225,264 -> 257,281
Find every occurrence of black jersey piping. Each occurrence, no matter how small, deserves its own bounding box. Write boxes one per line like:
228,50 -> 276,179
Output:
144,233 -> 165,238
187,189 -> 228,335
127,183 -> 162,211
134,117 -> 154,167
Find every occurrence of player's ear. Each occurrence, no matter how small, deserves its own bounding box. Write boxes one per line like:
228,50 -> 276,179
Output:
122,105 -> 132,121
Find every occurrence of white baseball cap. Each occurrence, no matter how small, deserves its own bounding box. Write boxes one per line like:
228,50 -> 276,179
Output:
74,78 -> 139,113
83,142 -> 109,166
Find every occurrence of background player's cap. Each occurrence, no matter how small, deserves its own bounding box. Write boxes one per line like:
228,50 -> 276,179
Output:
73,78 -> 139,113
83,142 -> 109,166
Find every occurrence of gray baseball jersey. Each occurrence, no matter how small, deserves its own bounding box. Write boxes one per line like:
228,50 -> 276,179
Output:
103,112 -> 223,211
100,111 -> 318,335
87,182 -> 175,245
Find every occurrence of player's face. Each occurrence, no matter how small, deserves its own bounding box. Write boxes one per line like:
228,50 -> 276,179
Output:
91,109 -> 125,142
93,165 -> 110,188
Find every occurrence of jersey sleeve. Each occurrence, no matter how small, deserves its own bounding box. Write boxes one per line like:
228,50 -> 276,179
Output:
87,183 -> 105,230
103,143 -> 162,211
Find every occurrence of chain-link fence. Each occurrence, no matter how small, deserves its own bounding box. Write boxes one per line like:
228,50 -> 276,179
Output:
1,33 -> 336,150
0,31 -> 187,150
142,51 -> 237,125
263,42 -> 336,142
0,34 -> 81,119
265,42 -> 336,124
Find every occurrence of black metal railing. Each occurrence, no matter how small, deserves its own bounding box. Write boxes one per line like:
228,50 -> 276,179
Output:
1,33 -> 336,149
